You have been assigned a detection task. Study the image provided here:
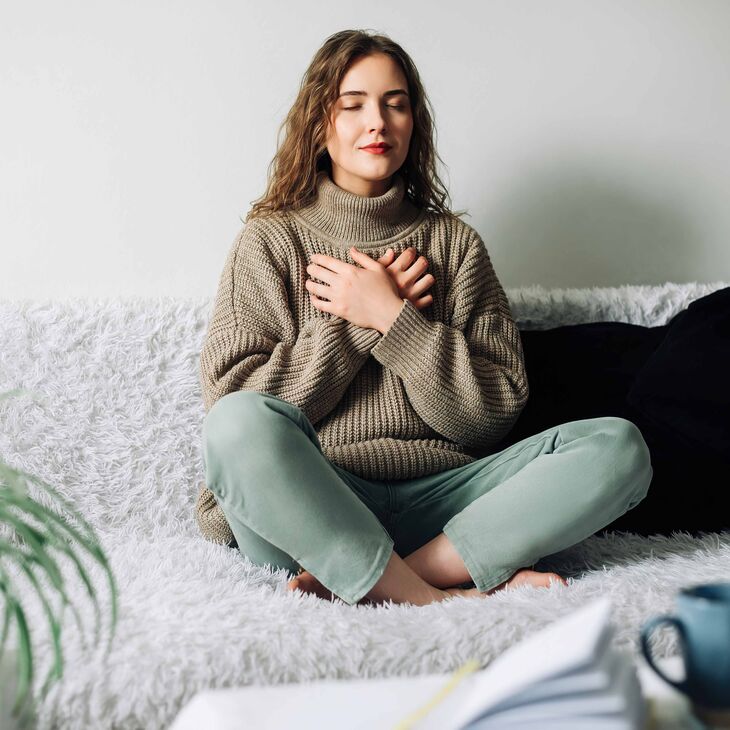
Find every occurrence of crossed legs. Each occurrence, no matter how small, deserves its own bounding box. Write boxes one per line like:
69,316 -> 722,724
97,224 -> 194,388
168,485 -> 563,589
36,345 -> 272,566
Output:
288,533 -> 568,605
205,392 -> 650,607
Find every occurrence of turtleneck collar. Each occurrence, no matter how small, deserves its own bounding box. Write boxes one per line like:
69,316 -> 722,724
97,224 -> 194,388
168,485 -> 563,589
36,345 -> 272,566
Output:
289,169 -> 426,249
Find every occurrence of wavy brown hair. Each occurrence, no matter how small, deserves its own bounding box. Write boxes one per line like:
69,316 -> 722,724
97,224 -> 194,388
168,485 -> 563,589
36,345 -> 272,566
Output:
244,29 -> 467,224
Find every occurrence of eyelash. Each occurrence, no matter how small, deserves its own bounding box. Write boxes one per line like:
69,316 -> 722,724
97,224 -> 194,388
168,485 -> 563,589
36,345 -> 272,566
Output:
344,105 -> 406,111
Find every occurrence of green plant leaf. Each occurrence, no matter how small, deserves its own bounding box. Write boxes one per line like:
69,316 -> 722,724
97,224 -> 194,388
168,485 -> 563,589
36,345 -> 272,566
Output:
0,502 -> 90,655
0,538 -> 65,705
0,564 -> 35,722
2,476 -> 119,649
0,508 -> 66,591
0,572 -> 11,649
14,468 -> 102,544
0,388 -> 118,715
1,491 -> 117,654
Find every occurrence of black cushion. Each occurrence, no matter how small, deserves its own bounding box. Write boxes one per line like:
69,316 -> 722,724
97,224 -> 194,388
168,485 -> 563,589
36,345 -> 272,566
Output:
626,286 -> 730,466
496,321 -> 667,447
479,288 -> 730,535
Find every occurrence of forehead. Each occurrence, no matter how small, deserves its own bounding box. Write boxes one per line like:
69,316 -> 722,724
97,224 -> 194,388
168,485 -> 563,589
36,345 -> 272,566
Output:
338,53 -> 408,93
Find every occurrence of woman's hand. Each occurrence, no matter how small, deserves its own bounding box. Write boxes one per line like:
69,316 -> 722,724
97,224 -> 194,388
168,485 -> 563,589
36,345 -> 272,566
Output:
306,246 -> 404,333
376,247 -> 434,310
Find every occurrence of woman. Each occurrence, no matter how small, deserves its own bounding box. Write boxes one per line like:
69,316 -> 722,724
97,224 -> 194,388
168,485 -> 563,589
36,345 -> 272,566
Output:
198,29 -> 653,606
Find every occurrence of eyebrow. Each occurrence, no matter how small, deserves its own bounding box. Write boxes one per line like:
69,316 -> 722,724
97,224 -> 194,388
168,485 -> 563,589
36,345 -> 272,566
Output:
338,89 -> 409,98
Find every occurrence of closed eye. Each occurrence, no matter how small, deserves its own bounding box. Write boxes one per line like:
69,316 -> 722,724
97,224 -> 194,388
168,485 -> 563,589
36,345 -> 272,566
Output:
344,105 -> 406,111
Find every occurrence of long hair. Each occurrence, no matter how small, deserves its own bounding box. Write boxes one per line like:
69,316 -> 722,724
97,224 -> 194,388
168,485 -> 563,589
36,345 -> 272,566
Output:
244,29 -> 467,223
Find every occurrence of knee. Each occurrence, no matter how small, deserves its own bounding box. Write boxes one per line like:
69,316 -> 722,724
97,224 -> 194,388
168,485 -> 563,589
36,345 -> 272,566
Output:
599,417 -> 653,505
203,390 -> 283,454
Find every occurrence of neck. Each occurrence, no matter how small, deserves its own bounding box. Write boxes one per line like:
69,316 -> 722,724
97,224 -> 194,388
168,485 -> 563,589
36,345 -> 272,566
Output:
331,167 -> 393,197
290,169 -> 425,249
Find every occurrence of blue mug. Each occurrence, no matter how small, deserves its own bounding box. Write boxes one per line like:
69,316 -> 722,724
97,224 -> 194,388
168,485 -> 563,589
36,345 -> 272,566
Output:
640,583 -> 730,725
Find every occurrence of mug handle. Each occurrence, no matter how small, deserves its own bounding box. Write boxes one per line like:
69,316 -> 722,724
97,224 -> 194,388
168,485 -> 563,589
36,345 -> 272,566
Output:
640,615 -> 689,693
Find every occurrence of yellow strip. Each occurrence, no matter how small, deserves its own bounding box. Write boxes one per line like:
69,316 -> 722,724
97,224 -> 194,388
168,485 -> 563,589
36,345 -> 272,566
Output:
644,697 -> 656,730
392,658 -> 482,730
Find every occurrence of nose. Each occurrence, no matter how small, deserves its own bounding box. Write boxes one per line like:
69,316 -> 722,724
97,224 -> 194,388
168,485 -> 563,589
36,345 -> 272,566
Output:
365,104 -> 387,133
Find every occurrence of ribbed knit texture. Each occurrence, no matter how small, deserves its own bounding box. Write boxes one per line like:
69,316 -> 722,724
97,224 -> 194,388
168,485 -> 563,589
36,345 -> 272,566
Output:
196,169 -> 529,545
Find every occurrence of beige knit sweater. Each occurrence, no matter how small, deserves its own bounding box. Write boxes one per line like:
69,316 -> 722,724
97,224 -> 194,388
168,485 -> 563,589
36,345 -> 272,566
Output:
195,170 -> 529,545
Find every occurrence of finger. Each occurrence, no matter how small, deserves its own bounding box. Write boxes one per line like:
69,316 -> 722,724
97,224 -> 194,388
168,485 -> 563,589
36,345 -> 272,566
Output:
305,279 -> 331,299
377,248 -> 395,265
349,246 -> 379,269
392,246 -> 418,271
306,262 -> 335,285
409,274 -> 435,297
308,292 -> 333,313
310,252 -> 350,275
414,294 -> 433,309
400,255 -> 429,286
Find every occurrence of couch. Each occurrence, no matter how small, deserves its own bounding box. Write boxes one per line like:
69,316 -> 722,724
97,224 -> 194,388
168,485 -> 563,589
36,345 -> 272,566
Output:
0,280 -> 728,730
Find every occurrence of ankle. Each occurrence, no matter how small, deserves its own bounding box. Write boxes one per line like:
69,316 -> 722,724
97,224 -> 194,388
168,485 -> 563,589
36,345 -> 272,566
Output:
364,551 -> 448,606
404,533 -> 471,589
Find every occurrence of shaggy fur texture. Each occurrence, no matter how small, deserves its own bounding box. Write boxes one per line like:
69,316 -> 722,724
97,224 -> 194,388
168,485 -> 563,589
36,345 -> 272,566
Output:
0,280 -> 728,730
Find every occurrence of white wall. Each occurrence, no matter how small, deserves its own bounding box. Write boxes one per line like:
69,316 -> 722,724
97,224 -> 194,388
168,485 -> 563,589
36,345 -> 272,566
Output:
2,0 -> 729,299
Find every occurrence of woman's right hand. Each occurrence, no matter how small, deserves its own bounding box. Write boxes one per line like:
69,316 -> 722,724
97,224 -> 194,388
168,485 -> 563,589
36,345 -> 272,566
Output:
376,247 -> 434,310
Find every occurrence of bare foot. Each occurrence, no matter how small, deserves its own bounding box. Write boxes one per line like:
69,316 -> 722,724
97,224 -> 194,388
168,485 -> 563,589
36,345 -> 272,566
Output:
287,569 -> 376,605
288,567 -> 568,605
443,568 -> 569,600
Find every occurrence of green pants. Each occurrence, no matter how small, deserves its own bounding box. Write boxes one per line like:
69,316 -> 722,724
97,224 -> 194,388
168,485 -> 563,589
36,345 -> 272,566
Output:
202,391 -> 652,605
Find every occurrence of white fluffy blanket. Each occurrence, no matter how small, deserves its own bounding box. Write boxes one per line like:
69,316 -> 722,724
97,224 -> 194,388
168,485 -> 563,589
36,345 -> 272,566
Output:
0,280 -> 728,730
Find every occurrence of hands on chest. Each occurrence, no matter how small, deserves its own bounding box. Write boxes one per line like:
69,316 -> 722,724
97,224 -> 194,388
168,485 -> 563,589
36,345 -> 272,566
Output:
305,245 -> 435,334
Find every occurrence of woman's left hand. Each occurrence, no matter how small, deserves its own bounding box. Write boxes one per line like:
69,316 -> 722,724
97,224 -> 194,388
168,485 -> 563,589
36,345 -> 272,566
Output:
306,246 -> 404,333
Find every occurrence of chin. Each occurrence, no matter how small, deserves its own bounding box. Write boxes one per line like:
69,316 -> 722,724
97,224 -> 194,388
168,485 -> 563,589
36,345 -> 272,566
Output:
359,171 -> 393,181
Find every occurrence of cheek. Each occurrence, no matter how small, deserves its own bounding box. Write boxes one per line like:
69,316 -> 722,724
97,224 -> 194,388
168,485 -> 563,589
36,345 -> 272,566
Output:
332,117 -> 359,148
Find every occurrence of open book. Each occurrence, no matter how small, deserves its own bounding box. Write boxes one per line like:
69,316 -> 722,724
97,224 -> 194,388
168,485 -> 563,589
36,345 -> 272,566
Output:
170,597 -> 647,730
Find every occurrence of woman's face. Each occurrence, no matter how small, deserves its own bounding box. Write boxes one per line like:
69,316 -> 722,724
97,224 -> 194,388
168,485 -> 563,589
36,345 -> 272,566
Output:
325,53 -> 413,197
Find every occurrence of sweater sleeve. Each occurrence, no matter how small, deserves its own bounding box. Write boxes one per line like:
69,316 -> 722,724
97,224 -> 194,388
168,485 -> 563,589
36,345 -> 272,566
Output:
199,225 -> 382,424
369,230 -> 529,451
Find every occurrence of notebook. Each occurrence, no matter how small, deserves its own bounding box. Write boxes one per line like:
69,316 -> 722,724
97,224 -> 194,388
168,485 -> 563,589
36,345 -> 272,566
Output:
170,597 -> 648,730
